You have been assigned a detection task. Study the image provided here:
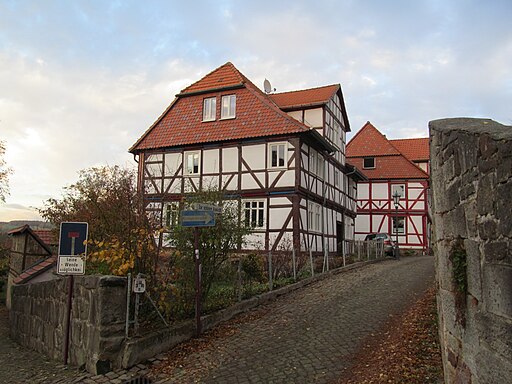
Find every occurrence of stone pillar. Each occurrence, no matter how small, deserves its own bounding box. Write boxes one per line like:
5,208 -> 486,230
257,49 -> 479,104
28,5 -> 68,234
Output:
430,118 -> 512,383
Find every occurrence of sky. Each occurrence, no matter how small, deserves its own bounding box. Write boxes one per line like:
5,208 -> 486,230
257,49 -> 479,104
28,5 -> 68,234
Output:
0,0 -> 511,222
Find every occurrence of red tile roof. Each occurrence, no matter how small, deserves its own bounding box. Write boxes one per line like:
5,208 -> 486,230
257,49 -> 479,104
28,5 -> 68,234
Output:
130,63 -> 347,152
346,122 -> 400,157
33,229 -> 57,246
8,225 -> 53,255
270,84 -> 339,109
348,155 -> 428,180
180,62 -> 245,94
346,121 -> 429,180
13,255 -> 56,285
390,138 -> 430,162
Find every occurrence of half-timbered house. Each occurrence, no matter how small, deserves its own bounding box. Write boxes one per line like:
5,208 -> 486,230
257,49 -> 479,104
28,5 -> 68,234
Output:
346,121 -> 430,251
129,62 -> 365,256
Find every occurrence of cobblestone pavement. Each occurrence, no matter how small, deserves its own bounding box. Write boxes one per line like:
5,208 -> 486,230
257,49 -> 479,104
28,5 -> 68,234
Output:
0,256 -> 434,383
150,256 -> 435,384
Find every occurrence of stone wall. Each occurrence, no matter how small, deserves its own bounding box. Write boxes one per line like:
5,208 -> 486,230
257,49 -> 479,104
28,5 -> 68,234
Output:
430,118 -> 512,383
10,275 -> 127,374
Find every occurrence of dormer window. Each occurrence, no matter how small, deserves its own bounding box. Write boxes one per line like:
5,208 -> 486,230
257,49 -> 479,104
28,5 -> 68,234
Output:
221,95 -> 236,119
363,157 -> 375,169
203,97 -> 216,122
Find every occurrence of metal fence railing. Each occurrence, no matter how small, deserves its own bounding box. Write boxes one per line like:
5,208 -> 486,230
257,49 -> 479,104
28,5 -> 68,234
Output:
129,239 -> 387,334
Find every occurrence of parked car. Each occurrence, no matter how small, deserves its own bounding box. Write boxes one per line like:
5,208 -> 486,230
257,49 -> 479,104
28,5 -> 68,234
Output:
364,233 -> 396,256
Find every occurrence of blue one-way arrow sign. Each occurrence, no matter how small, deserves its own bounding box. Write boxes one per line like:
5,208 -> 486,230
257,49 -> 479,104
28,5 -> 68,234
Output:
181,210 -> 216,227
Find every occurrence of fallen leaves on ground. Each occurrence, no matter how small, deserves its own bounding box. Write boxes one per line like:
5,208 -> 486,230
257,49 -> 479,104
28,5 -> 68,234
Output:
337,286 -> 443,384
149,307 -> 269,381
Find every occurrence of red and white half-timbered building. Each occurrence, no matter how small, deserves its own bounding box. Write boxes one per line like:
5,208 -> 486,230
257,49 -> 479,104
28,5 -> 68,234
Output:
130,62 -> 365,256
346,122 -> 430,251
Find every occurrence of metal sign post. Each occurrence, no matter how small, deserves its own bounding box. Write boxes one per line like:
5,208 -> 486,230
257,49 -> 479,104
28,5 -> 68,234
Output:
58,222 -> 88,365
180,210 -> 216,336
194,228 -> 202,336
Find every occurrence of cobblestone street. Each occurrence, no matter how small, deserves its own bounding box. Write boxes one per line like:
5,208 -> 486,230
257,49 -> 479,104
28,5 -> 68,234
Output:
0,256 -> 434,383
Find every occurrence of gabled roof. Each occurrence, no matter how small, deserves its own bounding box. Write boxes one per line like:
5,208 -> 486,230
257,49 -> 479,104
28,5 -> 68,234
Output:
390,138 -> 429,162
346,122 -> 400,157
270,84 -> 339,109
346,121 -> 429,180
348,156 -> 428,180
13,255 -> 56,285
8,224 -> 53,255
179,62 -> 245,95
33,229 -> 57,246
130,62 -> 347,153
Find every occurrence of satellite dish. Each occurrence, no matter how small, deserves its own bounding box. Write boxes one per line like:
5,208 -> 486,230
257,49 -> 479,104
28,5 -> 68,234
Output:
263,79 -> 272,94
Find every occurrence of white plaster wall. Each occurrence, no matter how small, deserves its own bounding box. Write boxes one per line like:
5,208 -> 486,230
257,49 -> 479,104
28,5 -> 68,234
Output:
358,183 -> 369,200
288,110 -> 302,123
164,153 -> 181,176
371,214 -> 386,233
242,144 -> 266,170
304,108 -> 323,128
244,233 -> 265,250
203,149 -> 220,173
221,174 -> 237,191
202,175 -> 219,190
222,147 -> 238,172
372,183 -> 388,199
269,170 -> 295,188
164,178 -> 181,194
268,207 -> 291,230
241,172 -> 264,189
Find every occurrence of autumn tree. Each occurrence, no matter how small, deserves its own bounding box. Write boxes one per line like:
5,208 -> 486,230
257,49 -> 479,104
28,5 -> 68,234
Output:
39,165 -> 158,275
166,189 -> 250,307
0,140 -> 12,203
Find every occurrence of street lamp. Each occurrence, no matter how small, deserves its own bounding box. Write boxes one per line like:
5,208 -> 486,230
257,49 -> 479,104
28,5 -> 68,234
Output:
392,191 -> 401,260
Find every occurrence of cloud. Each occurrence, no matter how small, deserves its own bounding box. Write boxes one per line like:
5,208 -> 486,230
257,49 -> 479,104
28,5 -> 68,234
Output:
0,0 -> 511,221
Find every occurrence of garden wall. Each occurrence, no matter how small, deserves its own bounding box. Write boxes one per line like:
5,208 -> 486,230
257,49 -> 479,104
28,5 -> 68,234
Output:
10,275 -> 127,374
9,257 -> 382,375
430,118 -> 512,383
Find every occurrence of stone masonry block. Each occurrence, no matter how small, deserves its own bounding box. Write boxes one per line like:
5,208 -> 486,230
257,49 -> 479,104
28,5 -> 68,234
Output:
475,311 -> 512,362
483,240 -> 511,265
476,172 -> 497,215
444,204 -> 467,239
464,239 -> 482,302
496,180 -> 512,237
478,217 -> 499,241
438,288 -> 462,338
478,134 -> 498,159
457,134 -> 478,173
482,264 -> 512,319
437,241 -> 455,291
99,276 -> 126,288
496,156 -> 512,183
475,343 -> 512,383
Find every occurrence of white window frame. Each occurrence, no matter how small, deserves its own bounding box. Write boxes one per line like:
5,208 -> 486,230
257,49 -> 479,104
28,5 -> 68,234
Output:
243,200 -> 265,229
220,95 -> 236,119
317,155 -> 324,179
164,201 -> 180,228
184,151 -> 200,176
203,97 -> 216,122
392,216 -> 405,234
309,149 -> 324,179
308,201 -> 322,232
363,157 -> 375,169
269,142 -> 287,169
